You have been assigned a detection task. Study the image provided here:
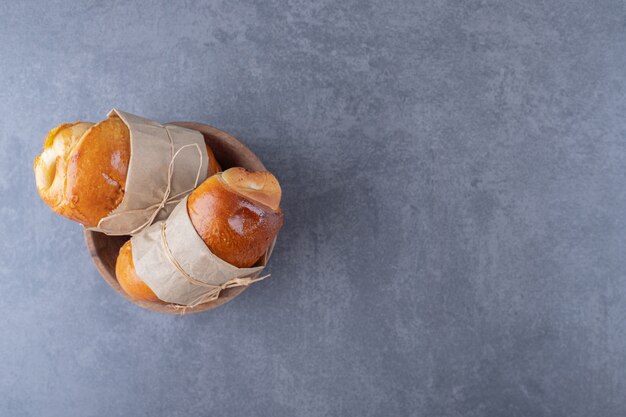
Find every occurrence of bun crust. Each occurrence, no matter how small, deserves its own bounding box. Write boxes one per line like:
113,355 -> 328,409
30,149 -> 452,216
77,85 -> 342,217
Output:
116,240 -> 159,302
34,117 -> 131,227
66,117 -> 131,226
188,169 -> 283,268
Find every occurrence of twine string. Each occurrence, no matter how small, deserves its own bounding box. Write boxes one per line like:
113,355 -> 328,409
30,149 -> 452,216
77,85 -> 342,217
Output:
160,222 -> 269,309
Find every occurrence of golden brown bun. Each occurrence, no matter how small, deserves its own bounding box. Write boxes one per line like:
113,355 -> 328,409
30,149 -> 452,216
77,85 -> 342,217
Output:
115,168 -> 283,302
34,116 -> 131,226
116,240 -> 160,302
206,145 -> 221,177
188,168 -> 283,267
34,116 -> 221,227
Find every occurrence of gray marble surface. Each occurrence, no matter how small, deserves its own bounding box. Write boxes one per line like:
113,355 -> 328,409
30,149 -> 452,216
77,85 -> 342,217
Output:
1,1 -> 626,416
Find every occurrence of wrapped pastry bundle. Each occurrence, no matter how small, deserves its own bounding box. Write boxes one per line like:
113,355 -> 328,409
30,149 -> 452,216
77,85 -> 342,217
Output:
34,110 -> 283,309
34,109 -> 221,235
115,168 -> 283,307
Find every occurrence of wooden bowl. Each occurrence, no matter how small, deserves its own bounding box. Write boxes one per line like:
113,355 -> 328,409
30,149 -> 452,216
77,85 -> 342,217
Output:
84,122 -> 267,314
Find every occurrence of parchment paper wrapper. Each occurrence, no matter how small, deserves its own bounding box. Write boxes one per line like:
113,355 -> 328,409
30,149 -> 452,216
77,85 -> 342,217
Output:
88,109 -> 209,236
131,196 -> 273,306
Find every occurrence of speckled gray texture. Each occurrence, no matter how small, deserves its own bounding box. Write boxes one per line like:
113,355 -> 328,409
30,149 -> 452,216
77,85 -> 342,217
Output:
1,1 -> 626,416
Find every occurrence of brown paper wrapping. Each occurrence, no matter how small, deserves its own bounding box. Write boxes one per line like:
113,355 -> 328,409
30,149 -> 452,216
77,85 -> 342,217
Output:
131,196 -> 273,306
88,109 -> 209,236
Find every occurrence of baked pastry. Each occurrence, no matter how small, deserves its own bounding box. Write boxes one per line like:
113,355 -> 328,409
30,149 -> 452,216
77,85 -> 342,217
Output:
34,115 -> 221,227
116,168 -> 283,301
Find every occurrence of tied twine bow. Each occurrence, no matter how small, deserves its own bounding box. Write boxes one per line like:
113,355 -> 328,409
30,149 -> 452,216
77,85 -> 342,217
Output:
89,126 -> 204,236
160,223 -> 269,310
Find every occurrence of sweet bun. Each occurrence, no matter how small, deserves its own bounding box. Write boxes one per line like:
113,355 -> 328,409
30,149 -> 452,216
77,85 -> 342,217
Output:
188,168 -> 283,267
34,115 -> 221,227
116,240 -> 159,302
115,168 -> 283,301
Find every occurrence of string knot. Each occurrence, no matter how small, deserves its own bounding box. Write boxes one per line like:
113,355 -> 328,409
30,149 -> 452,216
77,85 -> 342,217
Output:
89,125 -> 205,236
160,223 -> 268,309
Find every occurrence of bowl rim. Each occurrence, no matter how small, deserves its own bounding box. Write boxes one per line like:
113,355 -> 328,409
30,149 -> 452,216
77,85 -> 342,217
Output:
84,121 -> 268,315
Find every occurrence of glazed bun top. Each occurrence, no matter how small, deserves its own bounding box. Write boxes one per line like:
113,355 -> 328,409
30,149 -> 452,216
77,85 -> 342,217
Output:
34,116 -> 130,227
187,168 -> 283,268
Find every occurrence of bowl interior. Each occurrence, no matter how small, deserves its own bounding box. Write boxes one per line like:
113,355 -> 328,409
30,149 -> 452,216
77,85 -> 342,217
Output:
84,122 -> 266,314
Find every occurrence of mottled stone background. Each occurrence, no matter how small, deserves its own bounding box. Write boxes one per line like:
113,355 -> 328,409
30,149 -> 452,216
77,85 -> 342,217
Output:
1,1 -> 625,416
